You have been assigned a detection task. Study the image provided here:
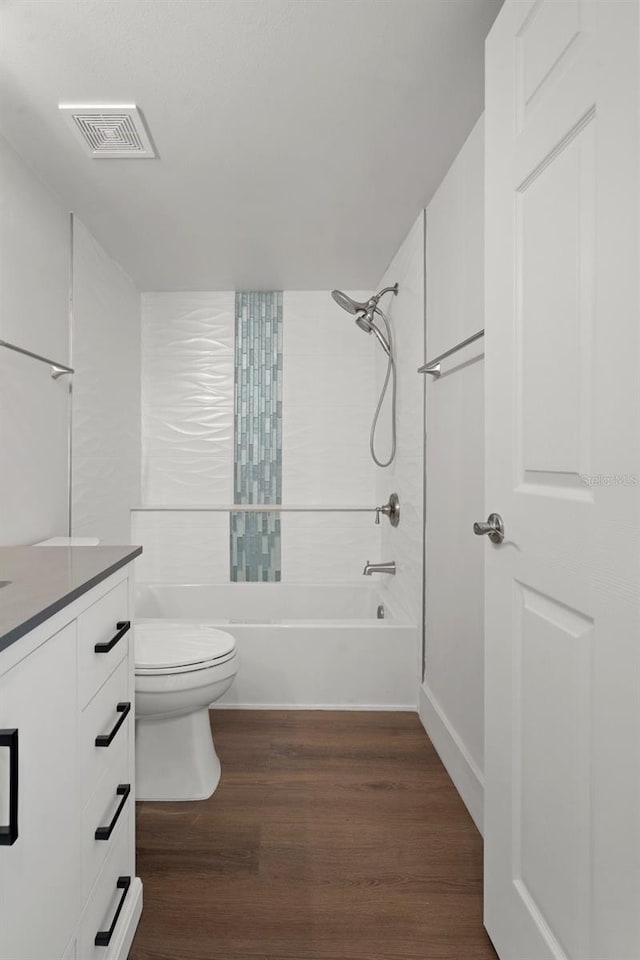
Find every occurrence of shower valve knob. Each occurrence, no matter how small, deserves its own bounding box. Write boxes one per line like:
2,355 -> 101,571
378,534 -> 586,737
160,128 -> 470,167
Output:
374,494 -> 400,528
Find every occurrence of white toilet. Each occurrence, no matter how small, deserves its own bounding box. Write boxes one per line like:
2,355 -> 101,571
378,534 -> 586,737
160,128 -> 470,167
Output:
134,621 -> 238,802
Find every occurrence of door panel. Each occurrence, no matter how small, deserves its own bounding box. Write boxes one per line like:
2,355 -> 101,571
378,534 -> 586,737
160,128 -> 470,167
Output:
514,585 -> 593,960
518,118 -> 594,488
518,0 -> 592,124
484,1 -> 640,958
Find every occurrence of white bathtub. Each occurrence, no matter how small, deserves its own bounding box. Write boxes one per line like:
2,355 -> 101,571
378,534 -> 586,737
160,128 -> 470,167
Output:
136,583 -> 419,709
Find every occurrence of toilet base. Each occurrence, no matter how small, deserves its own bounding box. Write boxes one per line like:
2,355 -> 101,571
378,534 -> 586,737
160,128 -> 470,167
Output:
135,707 -> 221,801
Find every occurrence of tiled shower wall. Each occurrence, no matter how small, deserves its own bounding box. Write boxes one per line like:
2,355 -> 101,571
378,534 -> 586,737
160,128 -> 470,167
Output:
375,213 -> 426,628
72,217 -> 141,543
133,291 -> 382,585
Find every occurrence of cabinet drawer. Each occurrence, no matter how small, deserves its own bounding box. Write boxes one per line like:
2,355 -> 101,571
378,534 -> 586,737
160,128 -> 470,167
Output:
82,734 -> 131,901
78,578 -> 130,708
77,811 -> 133,960
81,660 -> 131,806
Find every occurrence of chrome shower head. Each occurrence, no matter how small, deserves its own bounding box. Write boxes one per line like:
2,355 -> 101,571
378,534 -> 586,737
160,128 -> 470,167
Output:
332,283 -> 398,319
331,289 -> 369,315
330,282 -> 399,467
332,284 -> 398,357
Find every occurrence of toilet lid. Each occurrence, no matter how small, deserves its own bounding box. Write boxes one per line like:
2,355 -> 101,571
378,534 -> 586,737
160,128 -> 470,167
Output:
135,622 -> 236,671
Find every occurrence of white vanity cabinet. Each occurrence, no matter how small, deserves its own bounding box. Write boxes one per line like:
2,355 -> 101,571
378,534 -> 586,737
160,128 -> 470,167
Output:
0,557 -> 142,960
0,620 -> 80,959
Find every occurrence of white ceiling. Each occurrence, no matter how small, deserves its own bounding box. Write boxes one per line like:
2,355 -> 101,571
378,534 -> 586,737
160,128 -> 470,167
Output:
0,0 -> 501,291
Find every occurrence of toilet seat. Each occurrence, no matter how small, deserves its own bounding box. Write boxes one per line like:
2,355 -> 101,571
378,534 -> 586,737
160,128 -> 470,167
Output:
135,622 -> 237,676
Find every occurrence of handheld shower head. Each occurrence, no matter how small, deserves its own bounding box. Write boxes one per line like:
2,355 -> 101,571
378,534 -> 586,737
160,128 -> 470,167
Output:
356,311 -> 391,355
331,290 -> 369,315
330,281 -> 399,467
355,314 -> 374,334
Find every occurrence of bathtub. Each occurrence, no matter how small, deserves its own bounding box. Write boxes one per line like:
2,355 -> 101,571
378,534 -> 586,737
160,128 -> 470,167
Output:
136,583 -> 419,709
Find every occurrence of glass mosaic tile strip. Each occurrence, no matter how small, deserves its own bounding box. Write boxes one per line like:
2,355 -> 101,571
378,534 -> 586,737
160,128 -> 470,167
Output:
231,291 -> 283,581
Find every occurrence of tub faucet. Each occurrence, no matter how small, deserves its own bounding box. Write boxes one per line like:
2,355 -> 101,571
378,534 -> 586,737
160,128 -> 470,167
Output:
362,560 -> 396,576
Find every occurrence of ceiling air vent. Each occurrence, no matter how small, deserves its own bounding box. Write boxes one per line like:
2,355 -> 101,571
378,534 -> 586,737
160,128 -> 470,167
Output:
58,104 -> 156,159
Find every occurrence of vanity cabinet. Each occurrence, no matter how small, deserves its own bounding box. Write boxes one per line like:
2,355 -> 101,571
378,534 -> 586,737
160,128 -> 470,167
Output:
0,559 -> 142,960
0,620 -> 79,959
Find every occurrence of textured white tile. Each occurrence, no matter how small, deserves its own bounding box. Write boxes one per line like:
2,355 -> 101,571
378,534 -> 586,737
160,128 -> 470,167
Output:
282,293 -> 379,511
283,455 -> 376,506
283,401 -> 372,468
142,292 -> 235,355
141,291 -> 235,489
283,290 -> 371,358
142,402 -> 233,458
281,513 -> 382,583
142,456 -> 233,505
131,510 -> 230,583
284,354 -> 375,410
142,361 -> 234,408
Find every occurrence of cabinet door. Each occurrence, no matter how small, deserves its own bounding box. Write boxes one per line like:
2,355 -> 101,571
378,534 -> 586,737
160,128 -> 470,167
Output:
0,622 -> 80,960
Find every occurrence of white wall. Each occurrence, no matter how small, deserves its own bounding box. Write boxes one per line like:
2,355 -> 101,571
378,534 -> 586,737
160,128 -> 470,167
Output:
0,135 -> 70,544
134,291 -> 382,585
375,213 -> 425,630
71,216 -> 141,543
419,116 -> 485,832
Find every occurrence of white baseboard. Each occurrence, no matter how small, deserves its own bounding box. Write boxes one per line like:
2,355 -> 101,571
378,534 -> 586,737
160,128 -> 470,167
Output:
210,702 -> 417,711
418,682 -> 484,835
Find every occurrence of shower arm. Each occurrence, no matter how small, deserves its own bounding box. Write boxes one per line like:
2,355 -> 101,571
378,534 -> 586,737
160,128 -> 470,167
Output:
374,284 -> 399,302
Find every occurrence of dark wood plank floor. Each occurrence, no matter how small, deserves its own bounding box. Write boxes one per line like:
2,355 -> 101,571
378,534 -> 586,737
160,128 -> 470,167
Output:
130,710 -> 497,960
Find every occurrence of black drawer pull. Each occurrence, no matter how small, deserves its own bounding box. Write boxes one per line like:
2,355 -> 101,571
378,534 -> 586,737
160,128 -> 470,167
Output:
95,702 -> 131,747
95,875 -> 131,947
0,729 -> 18,846
95,784 -> 131,841
95,620 -> 130,654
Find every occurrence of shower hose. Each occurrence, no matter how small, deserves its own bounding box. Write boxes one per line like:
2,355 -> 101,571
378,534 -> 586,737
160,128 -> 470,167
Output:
370,307 -> 396,468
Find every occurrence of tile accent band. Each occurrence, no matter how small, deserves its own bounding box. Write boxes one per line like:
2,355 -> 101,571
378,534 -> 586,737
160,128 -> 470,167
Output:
231,292 -> 283,582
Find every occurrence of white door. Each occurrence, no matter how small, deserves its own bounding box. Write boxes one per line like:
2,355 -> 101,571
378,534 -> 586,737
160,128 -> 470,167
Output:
0,623 -> 80,960
484,2 -> 640,959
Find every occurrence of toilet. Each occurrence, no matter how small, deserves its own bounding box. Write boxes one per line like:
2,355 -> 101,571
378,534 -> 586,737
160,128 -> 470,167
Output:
134,621 -> 238,802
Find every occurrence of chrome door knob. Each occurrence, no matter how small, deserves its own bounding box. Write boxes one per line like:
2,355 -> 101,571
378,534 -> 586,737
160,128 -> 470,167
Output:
473,513 -> 504,544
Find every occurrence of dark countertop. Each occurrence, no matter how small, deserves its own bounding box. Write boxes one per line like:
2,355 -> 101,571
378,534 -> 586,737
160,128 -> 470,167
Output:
0,545 -> 142,653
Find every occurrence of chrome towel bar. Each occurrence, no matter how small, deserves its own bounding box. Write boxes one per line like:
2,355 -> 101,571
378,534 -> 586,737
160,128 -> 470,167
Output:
0,339 -> 74,379
131,493 -> 401,526
418,328 -> 484,377
133,505 -> 374,513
